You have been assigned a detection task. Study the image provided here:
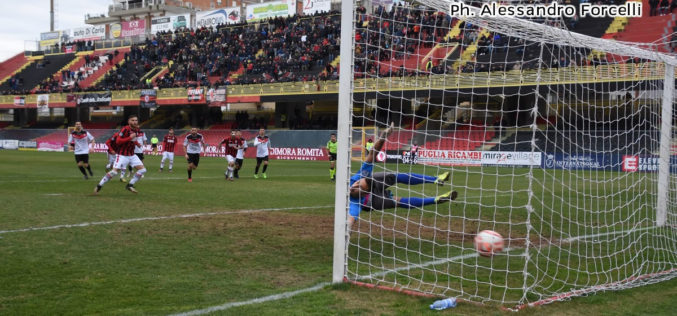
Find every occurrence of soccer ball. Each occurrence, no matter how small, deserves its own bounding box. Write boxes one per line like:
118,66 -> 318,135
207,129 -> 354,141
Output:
474,230 -> 504,257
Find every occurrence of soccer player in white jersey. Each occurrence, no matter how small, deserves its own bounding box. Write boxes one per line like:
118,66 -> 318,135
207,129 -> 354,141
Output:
253,128 -> 271,179
234,130 -> 248,179
183,127 -> 206,182
68,121 -> 95,179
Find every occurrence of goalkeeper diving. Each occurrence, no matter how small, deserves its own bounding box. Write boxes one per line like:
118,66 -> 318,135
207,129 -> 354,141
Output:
348,122 -> 458,229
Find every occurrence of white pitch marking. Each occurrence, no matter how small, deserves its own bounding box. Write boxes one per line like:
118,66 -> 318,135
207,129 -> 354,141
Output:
0,174 -> 324,183
0,205 -> 333,235
170,282 -> 331,316
43,193 -> 64,196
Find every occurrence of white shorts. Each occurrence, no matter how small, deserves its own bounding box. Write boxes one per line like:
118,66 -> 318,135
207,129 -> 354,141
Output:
162,152 -> 175,161
113,154 -> 144,170
226,155 -> 236,164
107,153 -> 116,165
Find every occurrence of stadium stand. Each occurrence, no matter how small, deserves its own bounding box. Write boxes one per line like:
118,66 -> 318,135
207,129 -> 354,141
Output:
0,53 -> 31,85
613,0 -> 675,52
491,129 -> 659,155
1,54 -> 76,94
0,3 -> 651,95
78,48 -> 129,89
34,48 -> 129,93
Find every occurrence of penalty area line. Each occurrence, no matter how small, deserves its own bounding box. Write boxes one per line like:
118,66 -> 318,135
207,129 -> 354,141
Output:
169,282 -> 331,316
0,205 -> 333,235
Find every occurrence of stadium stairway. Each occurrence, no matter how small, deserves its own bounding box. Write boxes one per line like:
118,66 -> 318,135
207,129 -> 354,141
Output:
55,51 -> 114,88
377,45 -> 435,74
226,64 -> 245,82
57,54 -> 86,80
0,53 -> 31,85
420,19 -> 463,69
151,66 -> 169,85
78,48 -> 129,88
0,54 -> 76,92
140,66 -> 163,83
453,28 -> 491,70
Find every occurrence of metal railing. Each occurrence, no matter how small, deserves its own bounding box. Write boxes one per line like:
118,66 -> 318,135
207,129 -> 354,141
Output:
0,63 -> 668,105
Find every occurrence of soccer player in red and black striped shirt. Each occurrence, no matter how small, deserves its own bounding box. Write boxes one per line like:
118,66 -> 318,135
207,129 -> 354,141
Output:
159,128 -> 177,172
218,131 -> 243,181
104,134 -> 118,171
94,115 -> 148,194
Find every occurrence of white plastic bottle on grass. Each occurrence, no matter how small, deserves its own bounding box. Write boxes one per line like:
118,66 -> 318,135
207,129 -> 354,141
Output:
430,297 -> 456,310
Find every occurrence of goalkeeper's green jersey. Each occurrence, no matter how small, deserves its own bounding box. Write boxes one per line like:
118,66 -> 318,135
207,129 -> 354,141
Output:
327,140 -> 338,154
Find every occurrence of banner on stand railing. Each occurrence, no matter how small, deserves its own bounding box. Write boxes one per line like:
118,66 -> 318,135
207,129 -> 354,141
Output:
37,94 -> 49,109
187,88 -> 204,102
76,92 -> 112,106
207,86 -> 227,106
13,96 -> 25,106
140,89 -> 157,108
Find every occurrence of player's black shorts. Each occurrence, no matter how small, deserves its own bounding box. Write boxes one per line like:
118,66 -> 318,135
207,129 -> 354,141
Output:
74,154 -> 89,163
256,156 -> 269,164
362,172 -> 398,210
136,153 -> 144,161
329,153 -> 337,161
151,144 -> 157,149
187,153 -> 200,166
236,158 -> 244,167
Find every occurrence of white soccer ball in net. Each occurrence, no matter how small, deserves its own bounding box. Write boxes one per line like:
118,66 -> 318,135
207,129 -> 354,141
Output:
474,230 -> 504,257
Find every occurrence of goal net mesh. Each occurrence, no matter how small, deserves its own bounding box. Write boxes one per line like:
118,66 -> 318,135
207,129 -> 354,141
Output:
343,0 -> 677,307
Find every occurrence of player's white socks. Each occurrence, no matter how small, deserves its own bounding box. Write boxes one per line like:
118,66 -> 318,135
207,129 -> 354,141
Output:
99,170 -> 117,186
161,160 -> 174,170
227,167 -> 234,178
120,169 -> 126,179
129,168 -> 147,185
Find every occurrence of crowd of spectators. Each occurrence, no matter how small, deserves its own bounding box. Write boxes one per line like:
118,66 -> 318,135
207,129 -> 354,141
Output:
354,4 -> 453,77
94,11 -> 341,91
2,1 -> 661,97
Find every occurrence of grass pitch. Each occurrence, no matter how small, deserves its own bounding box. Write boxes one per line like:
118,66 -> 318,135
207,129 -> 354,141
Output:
0,150 -> 675,315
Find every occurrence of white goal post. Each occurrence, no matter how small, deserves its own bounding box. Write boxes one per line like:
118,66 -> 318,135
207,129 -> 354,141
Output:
333,0 -> 677,309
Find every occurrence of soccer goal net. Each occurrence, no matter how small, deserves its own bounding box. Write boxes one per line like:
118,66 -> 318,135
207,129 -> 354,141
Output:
333,0 -> 677,309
